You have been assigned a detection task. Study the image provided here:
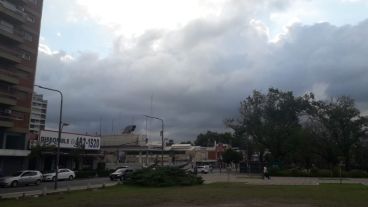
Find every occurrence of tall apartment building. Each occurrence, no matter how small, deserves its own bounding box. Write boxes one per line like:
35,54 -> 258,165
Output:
29,92 -> 46,133
0,0 -> 43,174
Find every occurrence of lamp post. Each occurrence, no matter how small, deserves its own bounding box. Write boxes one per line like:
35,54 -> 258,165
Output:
144,115 -> 164,166
34,85 -> 63,190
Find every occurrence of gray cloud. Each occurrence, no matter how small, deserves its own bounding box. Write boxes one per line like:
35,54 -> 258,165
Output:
35,3 -> 368,142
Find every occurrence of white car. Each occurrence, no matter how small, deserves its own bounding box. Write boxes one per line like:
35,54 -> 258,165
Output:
43,169 -> 75,181
0,170 -> 42,187
196,165 -> 210,174
189,165 -> 210,174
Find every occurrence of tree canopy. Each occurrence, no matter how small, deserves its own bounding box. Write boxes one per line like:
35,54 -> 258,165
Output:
225,88 -> 368,170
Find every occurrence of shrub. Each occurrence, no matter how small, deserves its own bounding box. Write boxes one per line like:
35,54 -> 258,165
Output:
312,169 -> 332,177
125,166 -> 203,187
347,169 -> 368,178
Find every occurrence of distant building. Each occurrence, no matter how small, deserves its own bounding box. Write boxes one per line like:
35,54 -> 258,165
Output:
101,133 -> 148,169
29,92 -> 47,133
0,0 -> 44,175
101,135 -> 229,169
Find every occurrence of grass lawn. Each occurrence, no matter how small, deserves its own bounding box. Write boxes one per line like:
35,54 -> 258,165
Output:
1,183 -> 368,207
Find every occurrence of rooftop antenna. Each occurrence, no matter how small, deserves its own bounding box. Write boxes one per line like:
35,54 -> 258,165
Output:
99,116 -> 102,136
118,112 -> 122,134
112,119 -> 114,135
149,94 -> 153,140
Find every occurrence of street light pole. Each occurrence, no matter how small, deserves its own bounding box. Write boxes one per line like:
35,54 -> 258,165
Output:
144,115 -> 164,166
34,85 -> 63,190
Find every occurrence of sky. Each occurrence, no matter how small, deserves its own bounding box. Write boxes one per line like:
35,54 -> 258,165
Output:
35,0 -> 368,142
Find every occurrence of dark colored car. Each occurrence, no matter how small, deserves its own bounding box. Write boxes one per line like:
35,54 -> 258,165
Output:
109,168 -> 134,181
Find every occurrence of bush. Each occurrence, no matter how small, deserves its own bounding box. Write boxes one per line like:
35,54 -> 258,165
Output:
311,169 -> 332,177
76,170 -> 96,178
125,166 -> 203,187
346,169 -> 368,178
266,167 -> 368,178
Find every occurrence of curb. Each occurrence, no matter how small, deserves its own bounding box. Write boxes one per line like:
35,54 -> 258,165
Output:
0,183 -> 118,200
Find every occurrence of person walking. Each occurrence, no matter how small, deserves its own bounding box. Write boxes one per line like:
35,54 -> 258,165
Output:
263,166 -> 270,179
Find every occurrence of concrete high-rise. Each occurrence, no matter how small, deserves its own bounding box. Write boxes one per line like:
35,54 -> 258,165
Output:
0,0 -> 43,174
29,92 -> 47,133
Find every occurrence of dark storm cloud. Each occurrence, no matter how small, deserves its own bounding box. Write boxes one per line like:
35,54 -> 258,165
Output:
35,11 -> 368,141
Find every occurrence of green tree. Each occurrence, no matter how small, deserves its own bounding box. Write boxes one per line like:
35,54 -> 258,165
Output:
311,96 -> 368,170
226,88 -> 313,164
180,141 -> 193,145
222,149 -> 243,165
194,131 -> 233,147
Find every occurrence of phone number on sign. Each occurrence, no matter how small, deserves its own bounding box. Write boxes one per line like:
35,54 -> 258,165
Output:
75,137 -> 100,149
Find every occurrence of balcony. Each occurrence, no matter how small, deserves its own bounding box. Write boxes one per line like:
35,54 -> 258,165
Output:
0,45 -> 21,63
0,24 -> 23,43
15,64 -> 32,73
0,87 -> 17,105
0,113 -> 14,128
0,69 -> 19,84
0,1 -> 26,23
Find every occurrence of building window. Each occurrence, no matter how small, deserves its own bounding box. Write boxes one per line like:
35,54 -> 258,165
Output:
24,32 -> 33,41
20,51 -> 31,61
5,133 -> 26,150
0,20 -> 14,33
16,90 -> 28,100
26,15 -> 35,23
12,111 -> 25,121
27,0 -> 38,5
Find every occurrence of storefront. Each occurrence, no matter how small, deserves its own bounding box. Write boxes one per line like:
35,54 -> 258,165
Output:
29,130 -> 102,172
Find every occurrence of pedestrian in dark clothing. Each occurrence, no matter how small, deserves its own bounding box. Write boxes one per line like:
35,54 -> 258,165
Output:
263,166 -> 270,179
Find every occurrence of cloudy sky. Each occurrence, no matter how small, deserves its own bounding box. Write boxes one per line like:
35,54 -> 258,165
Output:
35,0 -> 368,142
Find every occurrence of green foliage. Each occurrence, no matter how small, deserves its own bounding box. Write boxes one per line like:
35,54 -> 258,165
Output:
226,88 -> 314,163
226,88 -> 368,171
194,131 -> 234,147
311,96 -> 368,170
222,149 -> 243,164
125,166 -> 203,187
269,168 -> 368,178
28,145 -> 56,159
347,170 -> 368,178
312,169 -> 333,177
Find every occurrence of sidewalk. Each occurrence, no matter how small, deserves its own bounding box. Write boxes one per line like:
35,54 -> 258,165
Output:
201,173 -> 368,186
0,182 -> 117,199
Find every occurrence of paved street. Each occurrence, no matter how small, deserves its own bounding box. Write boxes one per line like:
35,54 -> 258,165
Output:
2,173 -> 368,196
0,177 -> 117,194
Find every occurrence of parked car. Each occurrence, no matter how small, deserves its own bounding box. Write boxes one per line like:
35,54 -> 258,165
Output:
115,166 -> 129,170
43,168 -> 76,181
109,168 -> 134,181
0,170 -> 42,187
196,165 -> 210,174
